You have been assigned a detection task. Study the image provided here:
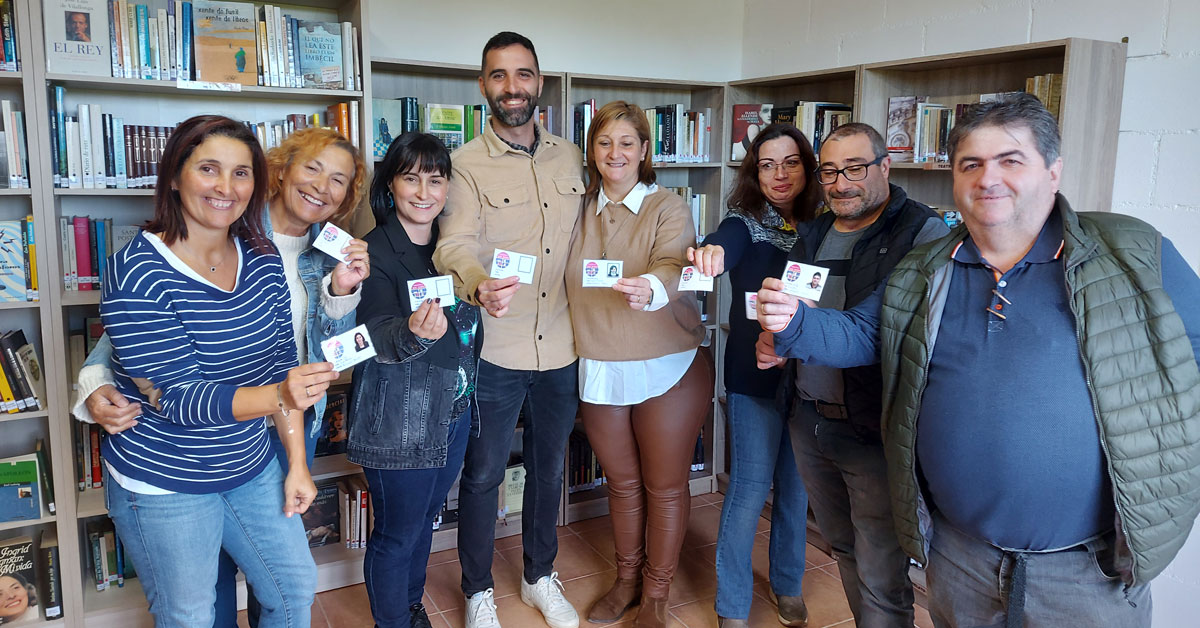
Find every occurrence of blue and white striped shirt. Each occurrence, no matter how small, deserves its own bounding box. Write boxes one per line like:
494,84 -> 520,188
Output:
99,231 -> 298,494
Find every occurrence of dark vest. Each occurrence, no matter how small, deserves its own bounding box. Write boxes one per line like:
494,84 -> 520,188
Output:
783,183 -> 939,432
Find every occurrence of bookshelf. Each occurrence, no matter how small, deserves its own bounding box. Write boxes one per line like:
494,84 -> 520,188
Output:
7,3 -> 1126,621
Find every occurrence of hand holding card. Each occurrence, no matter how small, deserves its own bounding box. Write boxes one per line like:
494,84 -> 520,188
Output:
409,298 -> 448,341
407,275 -> 456,311
679,266 -> 714,291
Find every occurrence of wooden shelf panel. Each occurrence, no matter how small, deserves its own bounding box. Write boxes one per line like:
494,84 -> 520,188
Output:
54,188 -> 155,196
371,57 -> 565,80
45,73 -> 363,101
61,290 -> 101,307
0,300 -> 39,311
0,408 -> 49,423
77,488 -> 107,519
0,513 -> 55,532
311,454 -> 360,482
0,187 -> 32,195
0,70 -> 22,82
652,162 -> 721,169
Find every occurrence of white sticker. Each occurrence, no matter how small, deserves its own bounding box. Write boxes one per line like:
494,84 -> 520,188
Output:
313,222 -> 353,264
779,261 -> 828,301
490,248 -> 537,285
321,324 -> 377,371
678,266 -> 714,292
321,66 -> 343,84
745,291 -> 758,320
582,259 -> 622,288
407,275 -> 455,311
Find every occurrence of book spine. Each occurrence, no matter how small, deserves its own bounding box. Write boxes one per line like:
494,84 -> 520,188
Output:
157,9 -> 169,79
18,214 -> 30,301
66,117 -> 81,188
352,26 -> 361,92
256,17 -> 267,86
0,340 -> 30,410
13,110 -> 27,188
341,22 -> 353,91
73,217 -> 92,290
24,216 -> 36,301
109,1 -> 121,77
96,219 -> 107,287
147,17 -> 159,80
89,529 -> 105,591
119,1 -> 133,78
167,4 -> 177,81
261,6 -> 275,87
0,1 -> 14,72
40,540 -> 63,618
137,5 -> 151,79
103,113 -> 115,188
181,2 -> 193,80
79,423 -> 89,490
48,88 -> 60,187
286,16 -> 297,88
113,117 -> 127,188
0,361 -> 17,413
89,105 -> 106,189
0,99 -> 13,188
89,219 -> 99,289
90,424 -> 102,488
58,218 -> 71,290
78,106 -> 93,188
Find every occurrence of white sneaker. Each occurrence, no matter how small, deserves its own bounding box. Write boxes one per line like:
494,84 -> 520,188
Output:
465,588 -> 502,628
520,572 -> 579,628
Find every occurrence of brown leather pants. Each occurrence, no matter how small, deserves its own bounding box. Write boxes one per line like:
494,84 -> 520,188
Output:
579,351 -> 714,598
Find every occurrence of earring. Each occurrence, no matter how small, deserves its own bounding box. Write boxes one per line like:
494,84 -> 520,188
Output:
387,191 -> 394,208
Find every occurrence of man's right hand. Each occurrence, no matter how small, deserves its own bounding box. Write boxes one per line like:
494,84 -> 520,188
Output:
86,385 -> 141,434
757,277 -> 800,332
756,331 -> 787,370
476,276 -> 521,318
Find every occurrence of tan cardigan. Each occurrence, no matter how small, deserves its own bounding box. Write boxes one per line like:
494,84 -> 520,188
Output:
566,188 -> 705,361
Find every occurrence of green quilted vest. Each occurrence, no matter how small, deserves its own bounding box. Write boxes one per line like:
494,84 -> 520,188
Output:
879,196 -> 1200,585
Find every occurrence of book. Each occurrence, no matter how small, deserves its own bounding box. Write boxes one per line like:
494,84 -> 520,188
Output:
886,96 -> 925,162
424,104 -> 465,151
44,0 -> 112,76
313,390 -> 347,457
0,330 -> 36,409
0,220 -> 24,301
0,536 -> 39,623
15,335 -> 46,410
730,104 -> 771,161
0,454 -> 40,521
301,483 -> 340,548
0,0 -> 17,72
38,529 -> 63,619
192,0 -> 258,86
34,440 -> 54,515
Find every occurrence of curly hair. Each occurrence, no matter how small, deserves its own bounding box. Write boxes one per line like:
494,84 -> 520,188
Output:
266,127 -> 366,229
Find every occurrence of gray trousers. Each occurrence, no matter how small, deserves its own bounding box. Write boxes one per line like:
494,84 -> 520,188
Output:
927,513 -> 1151,628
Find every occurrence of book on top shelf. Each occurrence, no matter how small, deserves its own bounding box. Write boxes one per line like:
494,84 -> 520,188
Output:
0,536 -> 40,624
298,21 -> 342,89
0,1 -> 18,72
424,104 -> 465,151
44,0 -> 112,76
192,0 -> 258,86
730,104 -> 771,161
886,96 -> 925,162
371,97 -> 418,160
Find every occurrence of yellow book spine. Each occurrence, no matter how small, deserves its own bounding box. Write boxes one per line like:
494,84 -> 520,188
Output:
0,362 -> 18,413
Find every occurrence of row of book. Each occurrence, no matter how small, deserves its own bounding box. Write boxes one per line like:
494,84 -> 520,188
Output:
663,187 -> 709,240
567,431 -> 605,494
245,100 -> 360,153
0,531 -> 63,622
59,217 -> 139,291
886,96 -> 963,164
0,1 -> 17,71
570,99 -> 713,163
84,518 -> 137,592
0,99 -> 28,188
371,98 -> 517,160
0,329 -> 46,413
45,0 -> 362,91
0,217 -> 38,303
1025,73 -> 1064,120
0,441 -> 56,522
730,101 -> 852,161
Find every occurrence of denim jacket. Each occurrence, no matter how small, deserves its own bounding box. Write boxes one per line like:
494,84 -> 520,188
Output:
346,213 -> 482,470
80,210 -> 359,438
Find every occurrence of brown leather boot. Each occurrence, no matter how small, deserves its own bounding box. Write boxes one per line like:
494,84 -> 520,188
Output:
587,576 -> 642,623
632,596 -> 669,628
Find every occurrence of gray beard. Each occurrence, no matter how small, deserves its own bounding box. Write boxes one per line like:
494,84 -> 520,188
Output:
490,98 -> 537,127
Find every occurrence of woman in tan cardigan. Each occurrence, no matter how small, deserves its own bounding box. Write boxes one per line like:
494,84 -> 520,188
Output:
565,101 -> 713,628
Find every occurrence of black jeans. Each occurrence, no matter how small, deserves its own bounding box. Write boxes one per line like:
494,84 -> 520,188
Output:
458,360 -> 579,595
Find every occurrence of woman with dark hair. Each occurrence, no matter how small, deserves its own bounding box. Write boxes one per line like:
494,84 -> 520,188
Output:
75,125 -> 369,625
0,573 -> 38,625
687,123 -> 820,628
347,132 -> 482,628
565,101 -> 712,628
97,115 -> 342,627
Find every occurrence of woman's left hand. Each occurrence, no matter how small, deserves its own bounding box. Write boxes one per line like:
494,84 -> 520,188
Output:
283,467 -> 318,517
331,238 -> 370,296
612,277 -> 653,310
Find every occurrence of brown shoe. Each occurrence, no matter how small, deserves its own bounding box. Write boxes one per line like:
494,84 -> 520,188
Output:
587,577 -> 641,624
776,594 -> 808,627
632,596 -> 669,628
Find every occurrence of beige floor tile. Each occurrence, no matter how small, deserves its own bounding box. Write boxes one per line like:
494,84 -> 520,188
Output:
683,504 -> 724,549
777,568 -> 853,628
667,552 -> 719,607
665,596 -> 718,628
501,533 -> 613,583
428,546 -> 459,567
423,558 -> 465,614
806,543 -> 836,568
316,583 -> 375,628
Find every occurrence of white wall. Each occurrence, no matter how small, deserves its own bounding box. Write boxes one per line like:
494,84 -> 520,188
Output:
366,0 -> 744,81
742,1 -> 1200,624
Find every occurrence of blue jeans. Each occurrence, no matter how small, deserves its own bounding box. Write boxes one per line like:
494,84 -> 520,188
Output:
927,512 -> 1151,628
715,392 -> 808,618
458,360 -> 579,594
789,400 -> 913,628
105,462 -> 317,628
363,407 -> 471,628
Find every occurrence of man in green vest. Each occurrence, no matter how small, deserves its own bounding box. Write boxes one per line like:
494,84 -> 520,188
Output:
755,92 -> 1200,627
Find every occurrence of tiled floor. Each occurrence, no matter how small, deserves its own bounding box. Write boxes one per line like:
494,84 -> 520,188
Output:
241,493 -> 935,628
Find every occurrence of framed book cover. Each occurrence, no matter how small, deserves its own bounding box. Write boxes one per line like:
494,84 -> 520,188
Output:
0,536 -> 40,625
192,0 -> 258,86
297,21 -> 342,90
0,454 -> 40,522
43,0 -> 112,76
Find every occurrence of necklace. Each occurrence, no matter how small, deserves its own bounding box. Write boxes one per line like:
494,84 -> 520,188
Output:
599,202 -> 632,260
179,238 -> 232,273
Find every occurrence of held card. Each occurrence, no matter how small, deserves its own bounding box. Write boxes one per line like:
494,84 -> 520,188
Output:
779,261 -> 828,301
678,266 -> 714,292
745,291 -> 758,320
313,222 -> 353,264
490,249 -> 537,285
320,324 -> 377,371
582,259 -> 623,288
407,275 -> 455,311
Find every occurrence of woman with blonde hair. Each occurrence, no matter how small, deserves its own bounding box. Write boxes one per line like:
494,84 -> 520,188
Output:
566,101 -> 713,628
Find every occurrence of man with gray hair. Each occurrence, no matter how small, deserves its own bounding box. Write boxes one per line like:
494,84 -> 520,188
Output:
757,92 -> 1200,626
763,121 -> 946,628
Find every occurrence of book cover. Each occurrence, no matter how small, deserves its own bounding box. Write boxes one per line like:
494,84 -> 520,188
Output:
886,96 -> 925,162
192,0 -> 257,86
0,536 -> 39,623
297,21 -> 342,90
17,340 -> 46,410
23,216 -> 36,302
0,454 -> 40,522
38,529 -> 63,620
424,104 -> 464,151
730,103 -> 771,161
43,0 -> 112,76
301,483 -> 340,548
0,331 -> 35,409
371,98 -> 409,160
313,391 -> 347,457
0,220 -> 24,302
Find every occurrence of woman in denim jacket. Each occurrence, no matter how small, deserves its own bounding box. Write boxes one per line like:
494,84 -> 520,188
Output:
348,132 -> 481,628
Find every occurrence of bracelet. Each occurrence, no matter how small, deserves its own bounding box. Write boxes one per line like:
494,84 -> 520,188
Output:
275,384 -> 295,435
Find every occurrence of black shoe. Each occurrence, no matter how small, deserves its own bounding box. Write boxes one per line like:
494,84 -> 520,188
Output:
410,602 -> 434,628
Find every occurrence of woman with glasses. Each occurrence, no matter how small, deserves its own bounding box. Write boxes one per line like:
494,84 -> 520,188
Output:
687,123 -> 821,628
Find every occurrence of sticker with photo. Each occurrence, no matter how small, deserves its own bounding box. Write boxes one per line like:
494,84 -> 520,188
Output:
779,261 -> 829,301
490,248 -> 537,284
321,324 -> 378,371
582,259 -> 623,288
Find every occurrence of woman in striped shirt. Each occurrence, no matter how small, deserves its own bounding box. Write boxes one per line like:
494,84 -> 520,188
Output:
99,115 -> 340,628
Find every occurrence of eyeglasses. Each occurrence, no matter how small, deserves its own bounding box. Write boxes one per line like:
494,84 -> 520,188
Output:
758,158 -> 805,175
815,154 -> 886,184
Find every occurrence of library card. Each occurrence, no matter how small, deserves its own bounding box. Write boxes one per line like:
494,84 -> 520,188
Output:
678,266 -> 714,291
745,292 -> 758,320
779,261 -> 828,301
490,248 -> 537,285
321,324 -> 377,371
407,275 -> 455,311
582,259 -> 622,288
313,222 -> 353,263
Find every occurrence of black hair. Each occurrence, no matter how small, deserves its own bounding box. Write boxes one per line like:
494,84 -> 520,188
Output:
481,31 -> 539,74
823,122 -> 888,160
947,92 -> 1060,167
369,132 -> 453,224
